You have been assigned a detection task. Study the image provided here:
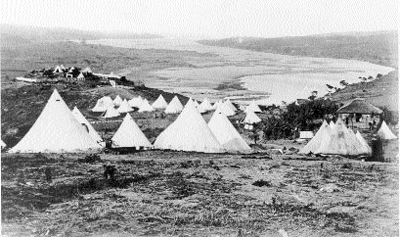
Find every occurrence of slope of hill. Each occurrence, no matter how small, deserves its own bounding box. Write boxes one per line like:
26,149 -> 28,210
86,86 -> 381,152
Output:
198,31 -> 398,68
328,70 -> 398,113
1,83 -> 190,147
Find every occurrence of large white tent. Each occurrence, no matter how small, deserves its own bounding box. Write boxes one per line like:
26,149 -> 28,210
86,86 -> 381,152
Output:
355,130 -> 372,155
72,106 -> 105,146
111,114 -> 152,149
117,99 -> 133,113
299,120 -> 330,154
215,102 -> 235,116
208,111 -> 251,153
164,96 -> 183,114
199,98 -> 213,111
152,94 -> 168,109
315,118 -> 367,156
113,95 -> 123,107
244,110 -> 261,124
102,106 -> 120,118
377,121 -> 397,140
154,99 -> 224,153
129,96 -> 144,108
138,99 -> 155,113
9,89 -> 102,153
92,96 -> 114,112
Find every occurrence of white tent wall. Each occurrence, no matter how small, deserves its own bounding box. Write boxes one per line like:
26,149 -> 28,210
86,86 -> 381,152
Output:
208,111 -> 251,152
152,94 -> 168,109
164,96 -> 183,114
9,89 -> 102,153
154,99 -> 224,153
72,106 -> 105,146
111,114 -> 152,149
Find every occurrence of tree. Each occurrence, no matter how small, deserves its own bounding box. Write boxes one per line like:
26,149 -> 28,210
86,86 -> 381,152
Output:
376,73 -> 383,79
262,99 -> 339,140
367,75 -> 374,81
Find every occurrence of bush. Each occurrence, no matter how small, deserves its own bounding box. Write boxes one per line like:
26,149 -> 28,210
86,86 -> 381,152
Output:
263,99 -> 339,140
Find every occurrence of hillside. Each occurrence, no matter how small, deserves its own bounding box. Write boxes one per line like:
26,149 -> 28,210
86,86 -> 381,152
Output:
328,70 -> 398,112
198,31 -> 398,68
0,24 -> 162,43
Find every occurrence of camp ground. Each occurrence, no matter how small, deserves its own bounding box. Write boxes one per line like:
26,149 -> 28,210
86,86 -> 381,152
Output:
1,24 -> 398,237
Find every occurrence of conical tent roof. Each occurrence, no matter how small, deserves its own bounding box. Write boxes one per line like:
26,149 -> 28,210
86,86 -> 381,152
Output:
82,67 -> 92,74
199,98 -> 213,111
117,99 -> 133,113
197,104 -> 207,114
102,106 -> 120,118
9,89 -> 102,153
315,118 -> 366,156
138,99 -> 155,112
152,94 -> 168,109
299,120 -> 330,154
377,121 -> 397,140
244,110 -> 261,124
92,96 -> 114,112
77,72 -> 85,79
111,114 -> 152,148
113,95 -> 123,107
129,96 -> 143,108
356,131 -> 372,155
245,101 -> 262,113
215,102 -> 235,116
211,100 -> 222,110
165,96 -> 183,114
53,65 -> 63,73
72,107 -> 104,146
208,111 -> 251,153
329,121 -> 335,129
225,99 -> 237,111
154,99 -> 224,153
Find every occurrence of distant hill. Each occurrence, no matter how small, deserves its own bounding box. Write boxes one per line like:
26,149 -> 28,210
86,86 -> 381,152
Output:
198,31 -> 398,68
0,24 -> 162,43
328,70 -> 398,112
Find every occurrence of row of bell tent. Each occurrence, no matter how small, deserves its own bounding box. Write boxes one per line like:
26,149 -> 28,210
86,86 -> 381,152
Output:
8,89 -> 252,154
92,94 -> 262,115
299,118 -> 396,156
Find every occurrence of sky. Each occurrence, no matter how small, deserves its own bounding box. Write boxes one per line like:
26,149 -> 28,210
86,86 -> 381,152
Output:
1,0 -> 398,38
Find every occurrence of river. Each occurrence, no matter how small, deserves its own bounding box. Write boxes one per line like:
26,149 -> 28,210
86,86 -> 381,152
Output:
88,37 -> 393,105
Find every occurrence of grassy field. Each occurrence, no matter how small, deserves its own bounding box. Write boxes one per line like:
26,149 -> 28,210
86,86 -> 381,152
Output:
1,146 -> 398,237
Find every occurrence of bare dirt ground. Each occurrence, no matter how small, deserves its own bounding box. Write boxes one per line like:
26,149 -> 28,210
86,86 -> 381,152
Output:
1,141 -> 398,237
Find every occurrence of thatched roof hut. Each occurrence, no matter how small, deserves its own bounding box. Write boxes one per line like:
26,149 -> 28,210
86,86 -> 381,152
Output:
337,98 -> 382,114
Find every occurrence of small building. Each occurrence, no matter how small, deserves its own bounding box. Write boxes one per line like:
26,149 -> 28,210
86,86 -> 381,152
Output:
336,98 -> 383,129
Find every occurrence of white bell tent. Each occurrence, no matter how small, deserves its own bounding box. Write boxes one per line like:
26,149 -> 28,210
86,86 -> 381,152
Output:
154,99 -> 224,153
9,89 -> 102,153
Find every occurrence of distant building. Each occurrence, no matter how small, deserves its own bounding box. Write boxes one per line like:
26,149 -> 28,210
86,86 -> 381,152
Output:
337,98 -> 383,129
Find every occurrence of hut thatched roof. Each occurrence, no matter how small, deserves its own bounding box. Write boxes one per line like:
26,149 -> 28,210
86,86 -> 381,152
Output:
337,98 -> 383,114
